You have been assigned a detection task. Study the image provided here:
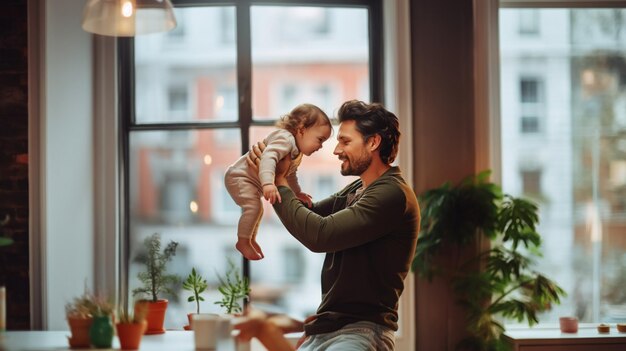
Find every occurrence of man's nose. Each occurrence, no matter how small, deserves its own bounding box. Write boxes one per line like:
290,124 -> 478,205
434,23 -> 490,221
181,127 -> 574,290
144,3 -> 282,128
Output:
333,145 -> 340,155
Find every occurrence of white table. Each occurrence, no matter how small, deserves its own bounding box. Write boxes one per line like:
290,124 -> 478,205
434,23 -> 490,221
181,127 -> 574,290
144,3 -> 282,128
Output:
0,331 -> 264,351
503,326 -> 626,351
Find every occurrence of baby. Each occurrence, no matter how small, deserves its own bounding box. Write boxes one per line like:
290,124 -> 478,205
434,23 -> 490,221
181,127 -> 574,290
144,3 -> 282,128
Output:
224,103 -> 332,260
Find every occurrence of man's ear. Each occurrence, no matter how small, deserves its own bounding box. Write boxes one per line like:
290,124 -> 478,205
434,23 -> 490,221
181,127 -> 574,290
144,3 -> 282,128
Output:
368,134 -> 382,152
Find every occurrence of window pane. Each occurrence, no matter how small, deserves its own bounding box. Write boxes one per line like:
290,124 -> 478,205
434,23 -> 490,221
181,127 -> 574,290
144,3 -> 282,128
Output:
247,126 -> 356,318
500,8 -> 626,324
134,7 -> 238,124
129,3 -> 374,327
128,129 -> 243,328
250,6 -> 369,120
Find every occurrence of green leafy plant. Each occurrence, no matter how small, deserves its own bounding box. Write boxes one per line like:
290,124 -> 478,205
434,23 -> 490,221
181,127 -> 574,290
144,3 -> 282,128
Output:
132,233 -> 180,303
214,259 -> 250,314
412,170 -> 566,351
183,267 -> 208,314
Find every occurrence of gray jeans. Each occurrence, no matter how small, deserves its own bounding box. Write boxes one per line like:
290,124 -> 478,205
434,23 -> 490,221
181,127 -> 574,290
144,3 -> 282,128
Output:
297,321 -> 395,351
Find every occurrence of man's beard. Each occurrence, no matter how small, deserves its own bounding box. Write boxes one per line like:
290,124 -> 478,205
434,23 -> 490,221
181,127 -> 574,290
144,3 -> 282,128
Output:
340,151 -> 372,176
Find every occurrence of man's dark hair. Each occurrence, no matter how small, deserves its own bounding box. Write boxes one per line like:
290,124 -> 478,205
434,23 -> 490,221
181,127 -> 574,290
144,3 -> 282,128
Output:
337,100 -> 401,164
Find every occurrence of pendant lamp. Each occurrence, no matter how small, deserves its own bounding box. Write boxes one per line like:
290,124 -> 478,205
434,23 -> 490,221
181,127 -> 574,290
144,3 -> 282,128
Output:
82,0 -> 177,37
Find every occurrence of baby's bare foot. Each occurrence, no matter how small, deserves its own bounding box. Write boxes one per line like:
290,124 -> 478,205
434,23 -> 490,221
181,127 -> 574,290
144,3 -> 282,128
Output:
251,241 -> 265,259
236,240 -> 263,260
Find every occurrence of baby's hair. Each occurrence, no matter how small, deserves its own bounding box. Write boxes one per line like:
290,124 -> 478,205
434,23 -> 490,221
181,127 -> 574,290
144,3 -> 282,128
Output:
275,103 -> 331,134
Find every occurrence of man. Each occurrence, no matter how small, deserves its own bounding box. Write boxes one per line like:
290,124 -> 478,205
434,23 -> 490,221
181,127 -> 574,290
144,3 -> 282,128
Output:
246,99 -> 420,350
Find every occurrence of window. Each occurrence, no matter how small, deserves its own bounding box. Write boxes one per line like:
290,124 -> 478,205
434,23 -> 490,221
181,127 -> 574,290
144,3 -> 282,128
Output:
520,168 -> 541,197
518,9 -> 539,35
167,9 -> 186,40
500,6 -> 626,325
122,1 -> 381,328
168,84 -> 189,118
519,77 -> 544,134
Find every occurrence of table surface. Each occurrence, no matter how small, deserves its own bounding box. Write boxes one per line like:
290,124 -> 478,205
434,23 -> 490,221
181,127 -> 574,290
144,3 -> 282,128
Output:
0,330 -> 264,351
503,326 -> 626,344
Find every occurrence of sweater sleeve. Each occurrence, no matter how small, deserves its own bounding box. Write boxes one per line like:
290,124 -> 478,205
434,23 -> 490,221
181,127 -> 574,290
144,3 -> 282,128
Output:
258,131 -> 298,186
273,182 -> 407,253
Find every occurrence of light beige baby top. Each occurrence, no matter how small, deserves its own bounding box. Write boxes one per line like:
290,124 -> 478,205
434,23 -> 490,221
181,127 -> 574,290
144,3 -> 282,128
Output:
227,129 -> 303,194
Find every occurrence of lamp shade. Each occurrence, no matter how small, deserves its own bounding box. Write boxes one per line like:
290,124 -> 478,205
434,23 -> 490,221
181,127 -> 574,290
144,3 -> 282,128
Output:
82,0 -> 177,37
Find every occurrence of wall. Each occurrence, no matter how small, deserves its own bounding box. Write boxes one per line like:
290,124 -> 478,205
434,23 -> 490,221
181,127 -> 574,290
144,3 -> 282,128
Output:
42,0 -> 95,330
411,0 -> 480,350
0,0 -> 30,330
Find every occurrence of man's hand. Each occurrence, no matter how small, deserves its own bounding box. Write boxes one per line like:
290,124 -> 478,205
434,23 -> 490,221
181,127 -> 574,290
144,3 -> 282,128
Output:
296,192 -> 313,207
232,305 -> 298,351
246,140 -> 291,188
263,184 -> 281,204
246,141 -> 266,171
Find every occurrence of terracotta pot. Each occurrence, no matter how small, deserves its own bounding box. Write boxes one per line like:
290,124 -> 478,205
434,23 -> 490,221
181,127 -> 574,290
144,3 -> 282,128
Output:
135,299 -> 168,335
67,315 -> 93,348
186,313 -> 196,330
116,320 -> 147,350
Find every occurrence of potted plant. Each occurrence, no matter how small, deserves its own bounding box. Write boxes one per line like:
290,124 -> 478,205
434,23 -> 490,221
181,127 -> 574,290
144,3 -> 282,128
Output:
88,296 -> 115,349
214,258 -> 250,315
65,286 -> 113,349
65,290 -> 96,348
132,233 -> 179,335
182,267 -> 208,329
115,304 -> 148,350
411,171 -> 566,351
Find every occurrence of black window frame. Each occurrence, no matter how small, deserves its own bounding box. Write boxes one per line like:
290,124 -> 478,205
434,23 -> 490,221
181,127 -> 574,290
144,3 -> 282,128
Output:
117,0 -> 384,308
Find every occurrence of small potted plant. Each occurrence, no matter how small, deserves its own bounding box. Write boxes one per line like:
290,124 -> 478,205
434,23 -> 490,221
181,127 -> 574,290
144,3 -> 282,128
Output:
132,233 -> 179,335
182,267 -> 208,329
65,285 -> 113,349
88,296 -> 115,349
115,304 -> 148,350
214,258 -> 250,315
65,289 -> 96,348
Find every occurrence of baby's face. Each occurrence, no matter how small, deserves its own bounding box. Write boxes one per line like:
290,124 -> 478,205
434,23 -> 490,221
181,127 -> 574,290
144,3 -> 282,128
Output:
296,123 -> 332,156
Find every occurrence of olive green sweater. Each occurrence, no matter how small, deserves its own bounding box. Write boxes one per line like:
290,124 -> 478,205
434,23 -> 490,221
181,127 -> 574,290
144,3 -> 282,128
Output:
273,166 -> 420,335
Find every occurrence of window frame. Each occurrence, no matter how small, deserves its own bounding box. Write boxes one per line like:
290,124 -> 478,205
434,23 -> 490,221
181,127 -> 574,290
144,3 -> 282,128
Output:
116,0 -> 384,323
492,0 -> 626,329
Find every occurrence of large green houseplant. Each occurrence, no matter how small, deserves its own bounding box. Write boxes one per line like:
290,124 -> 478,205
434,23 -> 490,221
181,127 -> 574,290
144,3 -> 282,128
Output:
132,233 -> 179,334
412,171 -> 566,351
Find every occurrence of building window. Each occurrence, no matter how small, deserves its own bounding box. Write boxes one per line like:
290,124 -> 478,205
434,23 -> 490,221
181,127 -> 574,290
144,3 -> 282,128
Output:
500,7 -> 626,325
520,78 -> 540,103
167,9 -> 186,40
520,169 -> 541,196
168,84 -> 189,116
518,9 -> 540,35
519,77 -> 544,134
123,1 -> 381,330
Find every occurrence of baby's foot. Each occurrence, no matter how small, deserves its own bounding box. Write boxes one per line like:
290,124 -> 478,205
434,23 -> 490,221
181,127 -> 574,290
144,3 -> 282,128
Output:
236,240 -> 263,260
251,241 -> 265,259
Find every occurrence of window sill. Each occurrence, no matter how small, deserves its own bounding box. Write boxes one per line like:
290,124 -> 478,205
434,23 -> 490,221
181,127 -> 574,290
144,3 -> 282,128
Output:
503,326 -> 626,351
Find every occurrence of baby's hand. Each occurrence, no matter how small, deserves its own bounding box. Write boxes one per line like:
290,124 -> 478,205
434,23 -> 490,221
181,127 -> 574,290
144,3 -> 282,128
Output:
263,184 -> 281,204
296,192 -> 313,208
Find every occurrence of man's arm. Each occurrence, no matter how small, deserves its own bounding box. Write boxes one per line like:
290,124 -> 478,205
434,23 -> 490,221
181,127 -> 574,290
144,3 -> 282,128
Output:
233,307 -> 302,351
273,182 -> 407,252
